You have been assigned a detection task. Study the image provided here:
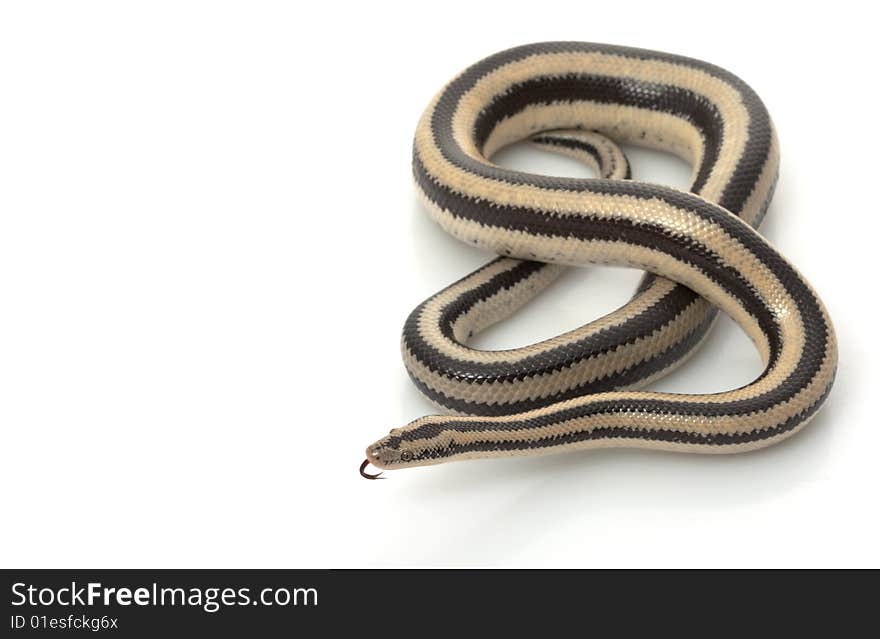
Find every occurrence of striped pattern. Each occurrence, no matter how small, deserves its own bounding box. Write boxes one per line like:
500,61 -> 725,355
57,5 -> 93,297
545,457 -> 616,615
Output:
365,42 -> 836,472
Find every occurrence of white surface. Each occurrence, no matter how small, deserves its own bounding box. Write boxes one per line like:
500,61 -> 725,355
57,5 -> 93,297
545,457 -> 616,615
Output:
0,1 -> 875,568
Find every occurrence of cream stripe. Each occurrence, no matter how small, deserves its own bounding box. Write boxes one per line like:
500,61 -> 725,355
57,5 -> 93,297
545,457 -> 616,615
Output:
449,51 -> 749,199
401,345 -> 834,441
529,129 -> 630,180
413,247 -> 679,365
404,414 -> 817,468
405,293 -> 708,405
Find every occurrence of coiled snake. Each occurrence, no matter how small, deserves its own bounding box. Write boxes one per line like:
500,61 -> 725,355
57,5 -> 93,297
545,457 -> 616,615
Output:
360,42 -> 837,477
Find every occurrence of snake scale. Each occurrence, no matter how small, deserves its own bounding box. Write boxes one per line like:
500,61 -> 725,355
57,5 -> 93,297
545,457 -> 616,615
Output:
361,42 -> 837,476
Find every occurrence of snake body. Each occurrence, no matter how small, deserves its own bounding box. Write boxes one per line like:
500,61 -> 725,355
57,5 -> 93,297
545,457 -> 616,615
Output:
364,42 -> 837,473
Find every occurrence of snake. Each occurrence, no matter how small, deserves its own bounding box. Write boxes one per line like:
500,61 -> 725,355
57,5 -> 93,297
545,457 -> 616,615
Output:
360,42 -> 837,477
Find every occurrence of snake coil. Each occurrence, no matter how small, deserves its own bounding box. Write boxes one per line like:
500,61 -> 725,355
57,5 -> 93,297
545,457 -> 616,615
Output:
362,42 -> 837,474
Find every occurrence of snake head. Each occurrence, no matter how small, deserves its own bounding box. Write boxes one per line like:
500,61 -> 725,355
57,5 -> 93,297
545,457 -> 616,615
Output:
364,419 -> 462,476
365,432 -> 415,471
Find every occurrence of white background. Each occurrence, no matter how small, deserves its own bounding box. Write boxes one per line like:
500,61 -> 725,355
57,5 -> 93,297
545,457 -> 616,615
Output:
1,1 -> 876,568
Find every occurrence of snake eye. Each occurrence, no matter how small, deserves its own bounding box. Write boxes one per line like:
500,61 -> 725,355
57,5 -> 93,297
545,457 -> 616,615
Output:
400,450 -> 414,462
